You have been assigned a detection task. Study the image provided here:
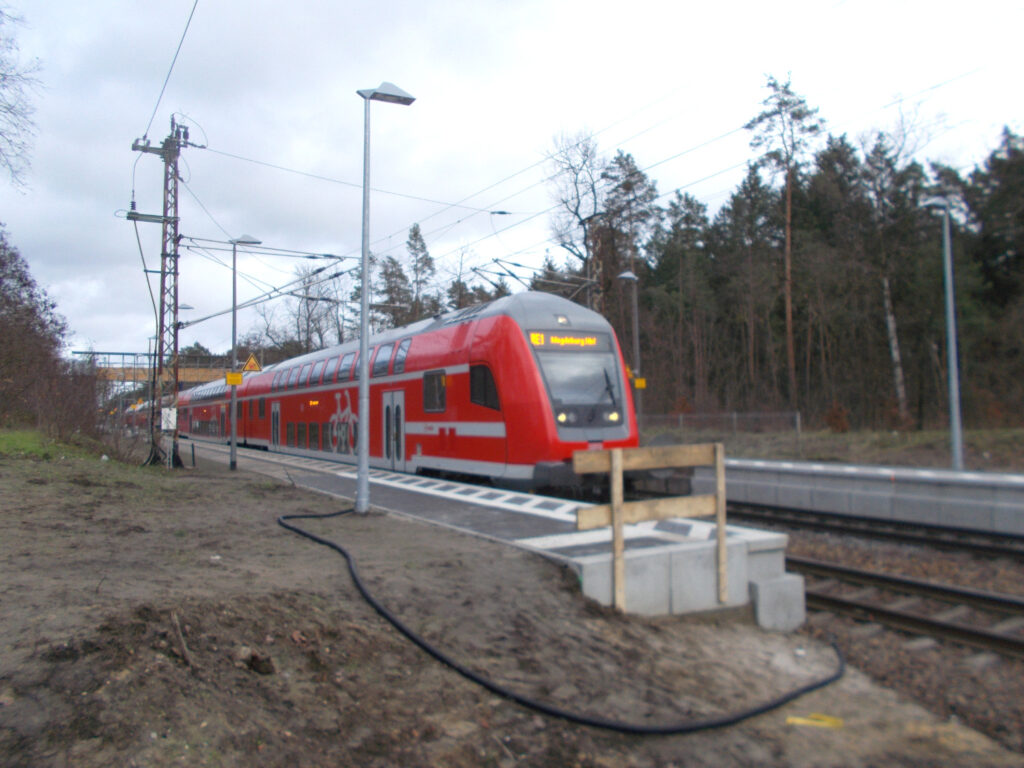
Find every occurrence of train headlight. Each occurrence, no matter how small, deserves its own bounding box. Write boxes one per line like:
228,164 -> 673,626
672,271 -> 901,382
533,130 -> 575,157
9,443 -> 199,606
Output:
606,410 -> 621,423
556,410 -> 579,424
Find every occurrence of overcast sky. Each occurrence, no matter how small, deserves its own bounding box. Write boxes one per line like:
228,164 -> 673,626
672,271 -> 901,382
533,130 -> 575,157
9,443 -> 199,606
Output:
1,0 -> 1020,359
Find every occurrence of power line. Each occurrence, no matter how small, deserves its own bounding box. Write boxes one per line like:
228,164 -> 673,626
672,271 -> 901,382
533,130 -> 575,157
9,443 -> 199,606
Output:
200,145 -> 503,214
142,0 -> 200,141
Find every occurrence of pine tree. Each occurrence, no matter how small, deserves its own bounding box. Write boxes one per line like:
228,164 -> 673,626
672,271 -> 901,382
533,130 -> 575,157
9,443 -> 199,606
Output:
406,224 -> 440,321
374,255 -> 413,329
745,74 -> 825,408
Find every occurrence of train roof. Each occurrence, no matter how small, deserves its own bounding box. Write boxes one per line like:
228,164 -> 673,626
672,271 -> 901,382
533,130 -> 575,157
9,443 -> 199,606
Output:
181,291 -> 610,397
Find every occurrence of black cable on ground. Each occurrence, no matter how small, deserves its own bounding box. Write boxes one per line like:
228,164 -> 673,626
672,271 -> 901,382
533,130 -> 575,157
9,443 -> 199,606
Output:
278,508 -> 845,735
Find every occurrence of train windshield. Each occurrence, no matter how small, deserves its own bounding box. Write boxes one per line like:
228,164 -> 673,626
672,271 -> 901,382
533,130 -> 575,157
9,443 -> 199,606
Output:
536,351 -> 622,407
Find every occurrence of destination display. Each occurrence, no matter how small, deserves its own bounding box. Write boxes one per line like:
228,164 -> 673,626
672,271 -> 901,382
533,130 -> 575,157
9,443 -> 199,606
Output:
528,330 -> 611,352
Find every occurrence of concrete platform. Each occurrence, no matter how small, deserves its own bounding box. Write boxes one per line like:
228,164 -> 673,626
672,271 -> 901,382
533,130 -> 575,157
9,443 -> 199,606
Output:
693,459 -> 1024,536
189,441 -> 804,631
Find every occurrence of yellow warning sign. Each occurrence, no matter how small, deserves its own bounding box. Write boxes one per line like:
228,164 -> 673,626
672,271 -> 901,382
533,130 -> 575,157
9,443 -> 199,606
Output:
241,354 -> 262,372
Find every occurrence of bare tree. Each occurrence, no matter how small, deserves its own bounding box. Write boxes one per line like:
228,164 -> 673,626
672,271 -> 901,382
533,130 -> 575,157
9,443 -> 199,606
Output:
0,11 -> 40,187
547,131 -> 606,308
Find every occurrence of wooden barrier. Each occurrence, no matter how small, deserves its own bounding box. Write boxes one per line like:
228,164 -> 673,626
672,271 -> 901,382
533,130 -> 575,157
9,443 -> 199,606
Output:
572,443 -> 727,612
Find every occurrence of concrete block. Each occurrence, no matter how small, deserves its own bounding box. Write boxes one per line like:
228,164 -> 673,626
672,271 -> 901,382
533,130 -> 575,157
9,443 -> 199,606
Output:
937,500 -> 993,532
893,493 -> 940,526
994,503 -> 1024,536
850,489 -> 893,520
777,481 -> 813,510
747,546 -> 786,582
668,539 -> 748,613
810,486 -> 851,515
576,548 -> 671,616
750,573 -> 806,631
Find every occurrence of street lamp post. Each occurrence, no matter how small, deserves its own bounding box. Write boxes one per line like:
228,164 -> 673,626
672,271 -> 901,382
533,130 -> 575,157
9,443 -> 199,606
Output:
229,234 -> 262,471
924,199 -> 964,471
617,270 -> 641,424
355,82 -> 415,514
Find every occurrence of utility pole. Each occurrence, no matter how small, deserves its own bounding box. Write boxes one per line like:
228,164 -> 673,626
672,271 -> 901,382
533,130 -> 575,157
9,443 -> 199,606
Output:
129,117 -> 187,467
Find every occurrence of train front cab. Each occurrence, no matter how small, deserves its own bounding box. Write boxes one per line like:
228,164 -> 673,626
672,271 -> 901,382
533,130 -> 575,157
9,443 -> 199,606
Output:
474,296 -> 638,489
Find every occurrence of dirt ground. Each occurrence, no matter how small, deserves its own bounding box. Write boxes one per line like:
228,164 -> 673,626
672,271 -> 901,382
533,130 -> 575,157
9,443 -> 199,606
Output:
1,446 -> 1020,767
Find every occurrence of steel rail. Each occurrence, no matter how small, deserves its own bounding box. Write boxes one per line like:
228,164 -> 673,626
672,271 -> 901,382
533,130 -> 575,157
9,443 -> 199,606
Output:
791,556 -> 1024,659
729,504 -> 1024,560
804,591 -> 1024,660
788,556 -> 1024,614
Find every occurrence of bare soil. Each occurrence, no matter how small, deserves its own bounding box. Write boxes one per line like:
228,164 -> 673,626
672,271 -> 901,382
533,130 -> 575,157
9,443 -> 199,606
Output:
1,447 -> 1020,767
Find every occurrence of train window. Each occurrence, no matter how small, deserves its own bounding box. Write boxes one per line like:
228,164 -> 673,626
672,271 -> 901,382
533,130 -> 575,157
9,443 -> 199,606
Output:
258,398 -> 265,419
272,371 -> 282,391
338,352 -> 355,381
297,422 -> 307,448
372,343 -> 394,377
286,422 -> 295,447
322,421 -> 331,450
299,364 -> 313,387
423,370 -> 446,412
236,400 -> 243,418
470,365 -> 500,411
393,338 -> 412,374
287,367 -> 300,389
352,351 -> 362,380
311,361 -> 324,386
324,355 -> 339,383
309,422 -> 319,450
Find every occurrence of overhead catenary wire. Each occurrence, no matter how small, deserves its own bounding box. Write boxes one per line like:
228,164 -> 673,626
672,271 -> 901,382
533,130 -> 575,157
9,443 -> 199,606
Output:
177,259 -> 354,330
141,0 -> 200,141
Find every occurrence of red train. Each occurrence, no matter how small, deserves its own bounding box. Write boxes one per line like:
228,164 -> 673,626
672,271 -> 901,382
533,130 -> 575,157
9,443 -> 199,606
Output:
176,292 -> 638,487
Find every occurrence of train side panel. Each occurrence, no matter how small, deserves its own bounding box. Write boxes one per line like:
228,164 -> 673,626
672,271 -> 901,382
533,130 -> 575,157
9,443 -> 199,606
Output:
176,292 -> 640,487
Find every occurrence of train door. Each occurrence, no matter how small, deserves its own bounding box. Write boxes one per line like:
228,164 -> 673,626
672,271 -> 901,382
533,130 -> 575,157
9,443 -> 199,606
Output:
382,390 -> 405,472
271,402 -> 281,449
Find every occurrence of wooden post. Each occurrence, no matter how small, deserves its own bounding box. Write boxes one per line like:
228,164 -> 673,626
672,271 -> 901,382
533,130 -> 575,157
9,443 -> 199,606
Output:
611,448 -> 626,612
714,442 -> 728,603
572,442 -> 730,612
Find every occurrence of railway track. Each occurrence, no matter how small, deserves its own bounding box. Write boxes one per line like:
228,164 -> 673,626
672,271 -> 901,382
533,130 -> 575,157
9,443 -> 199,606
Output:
789,555 -> 1024,659
728,504 -> 1024,560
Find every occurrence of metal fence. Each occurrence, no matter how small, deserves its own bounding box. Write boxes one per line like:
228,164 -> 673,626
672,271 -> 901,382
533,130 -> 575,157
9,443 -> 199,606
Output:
640,412 -> 803,456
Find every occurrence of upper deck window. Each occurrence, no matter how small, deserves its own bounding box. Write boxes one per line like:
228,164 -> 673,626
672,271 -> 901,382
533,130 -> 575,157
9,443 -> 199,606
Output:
372,343 -> 394,377
393,338 -> 412,374
323,355 -> 340,383
310,361 -> 324,386
338,352 -> 355,381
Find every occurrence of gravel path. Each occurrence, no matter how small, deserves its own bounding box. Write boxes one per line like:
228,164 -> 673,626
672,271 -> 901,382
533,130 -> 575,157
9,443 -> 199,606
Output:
787,528 -> 1024,752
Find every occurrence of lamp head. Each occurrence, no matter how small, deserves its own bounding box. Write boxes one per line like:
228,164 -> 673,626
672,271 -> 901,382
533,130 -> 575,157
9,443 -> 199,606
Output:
357,81 -> 415,106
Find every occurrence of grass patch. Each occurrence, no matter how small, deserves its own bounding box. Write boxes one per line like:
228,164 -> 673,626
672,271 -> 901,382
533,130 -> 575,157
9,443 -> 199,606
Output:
0,428 -> 109,462
0,429 -> 60,459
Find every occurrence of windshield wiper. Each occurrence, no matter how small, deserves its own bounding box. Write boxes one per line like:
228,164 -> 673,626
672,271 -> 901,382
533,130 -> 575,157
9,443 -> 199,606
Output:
602,368 -> 618,408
